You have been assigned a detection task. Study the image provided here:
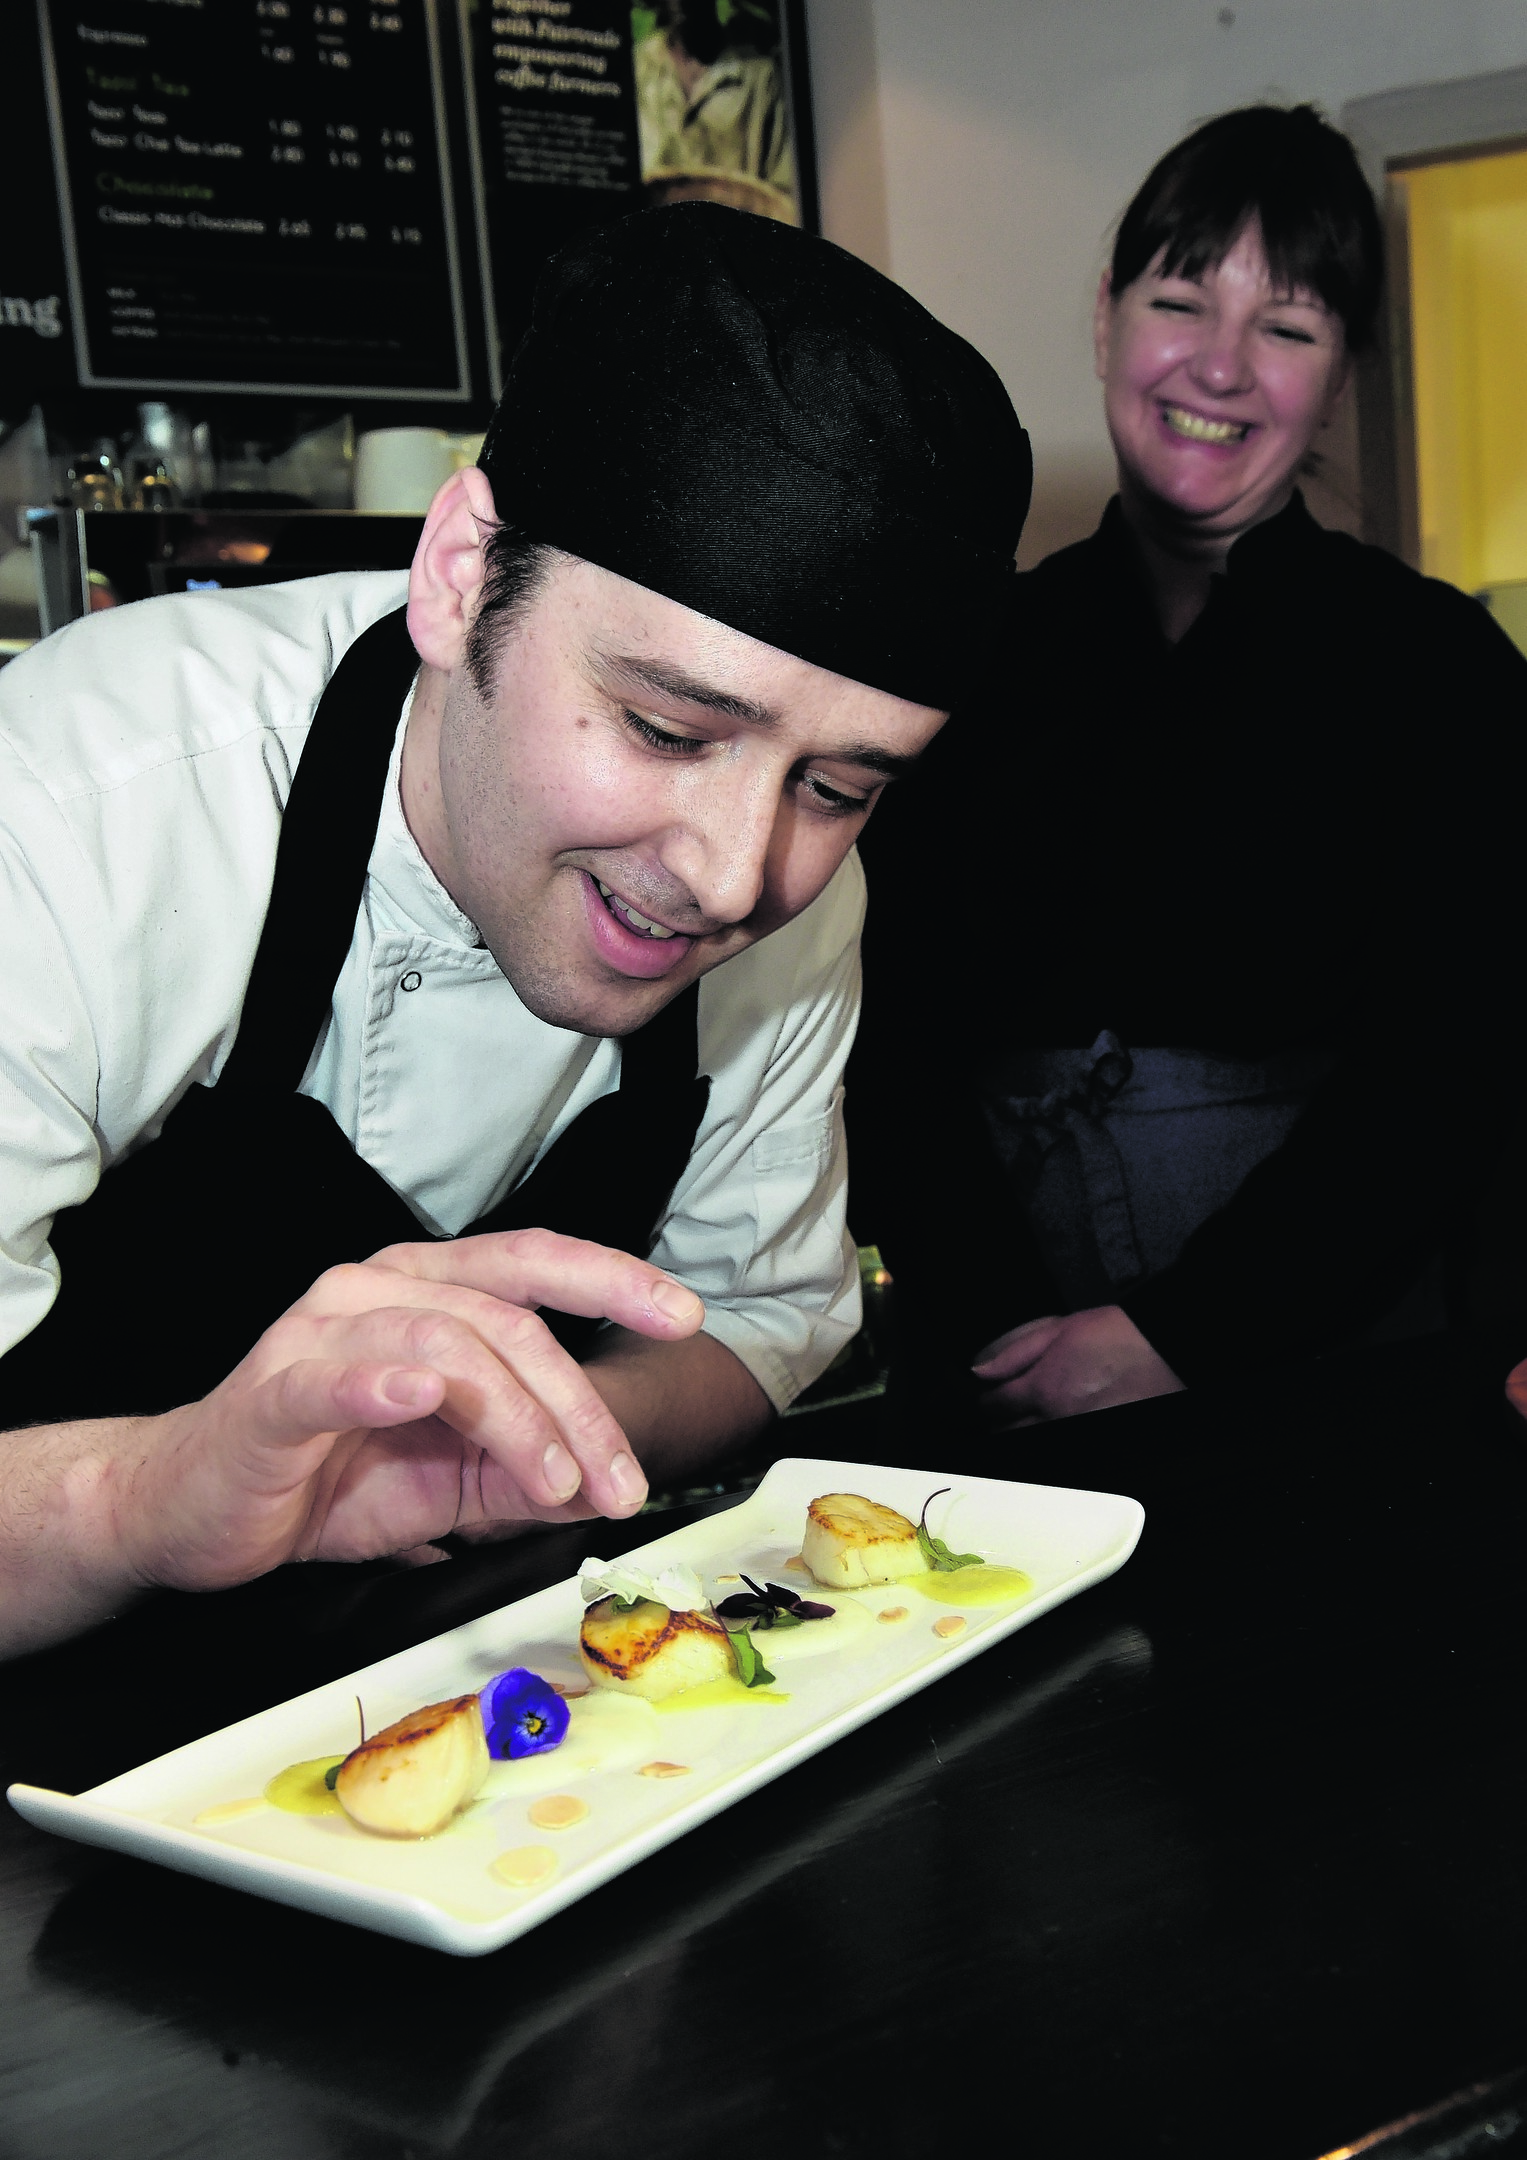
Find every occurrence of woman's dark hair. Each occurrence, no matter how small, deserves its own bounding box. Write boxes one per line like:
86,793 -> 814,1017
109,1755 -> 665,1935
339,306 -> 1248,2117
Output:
1109,104 -> 1384,351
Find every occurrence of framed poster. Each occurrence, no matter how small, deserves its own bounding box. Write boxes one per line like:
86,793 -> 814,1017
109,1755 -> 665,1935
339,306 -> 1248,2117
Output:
462,0 -> 817,391
38,0 -> 474,401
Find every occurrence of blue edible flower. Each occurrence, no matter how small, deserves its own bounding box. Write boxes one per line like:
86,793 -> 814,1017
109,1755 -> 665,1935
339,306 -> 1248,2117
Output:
479,1668 -> 571,1761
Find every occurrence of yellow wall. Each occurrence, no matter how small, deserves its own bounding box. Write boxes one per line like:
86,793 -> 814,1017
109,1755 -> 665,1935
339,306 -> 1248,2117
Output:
1400,146 -> 1527,592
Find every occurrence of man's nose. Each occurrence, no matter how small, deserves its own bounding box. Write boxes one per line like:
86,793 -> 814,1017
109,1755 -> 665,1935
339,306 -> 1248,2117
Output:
663,767 -> 778,927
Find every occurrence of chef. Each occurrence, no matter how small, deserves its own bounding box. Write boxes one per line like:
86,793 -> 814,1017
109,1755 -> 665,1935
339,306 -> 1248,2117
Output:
0,204 -> 1031,1654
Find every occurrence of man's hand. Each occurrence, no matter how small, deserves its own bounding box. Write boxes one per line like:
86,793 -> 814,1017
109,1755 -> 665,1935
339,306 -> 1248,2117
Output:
971,1305 -> 1184,1428
4,1230 -> 706,1649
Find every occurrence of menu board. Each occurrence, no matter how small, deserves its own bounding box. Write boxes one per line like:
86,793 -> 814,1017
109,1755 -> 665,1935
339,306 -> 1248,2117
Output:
464,0 -> 814,380
38,0 -> 473,399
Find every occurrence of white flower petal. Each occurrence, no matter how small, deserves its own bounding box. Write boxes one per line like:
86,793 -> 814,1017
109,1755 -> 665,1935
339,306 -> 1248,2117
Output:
577,1555 -> 705,1611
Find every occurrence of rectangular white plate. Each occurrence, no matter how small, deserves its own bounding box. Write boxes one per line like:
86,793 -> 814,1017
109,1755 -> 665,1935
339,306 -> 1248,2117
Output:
9,1459 -> 1143,1956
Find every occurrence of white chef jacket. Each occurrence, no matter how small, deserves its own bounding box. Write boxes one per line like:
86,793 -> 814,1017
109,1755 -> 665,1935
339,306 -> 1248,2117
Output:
0,572 -> 863,1412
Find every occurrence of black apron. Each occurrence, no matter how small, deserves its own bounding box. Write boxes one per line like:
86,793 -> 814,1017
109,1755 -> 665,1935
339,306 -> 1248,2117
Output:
0,610 -> 709,1427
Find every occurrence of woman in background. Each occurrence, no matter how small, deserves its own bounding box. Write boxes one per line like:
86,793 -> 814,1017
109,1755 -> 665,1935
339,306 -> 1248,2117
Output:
852,103 -> 1527,1427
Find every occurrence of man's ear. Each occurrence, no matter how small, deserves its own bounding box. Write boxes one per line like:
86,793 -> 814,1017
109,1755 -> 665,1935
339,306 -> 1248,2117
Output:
1092,268 -> 1115,383
406,465 -> 498,672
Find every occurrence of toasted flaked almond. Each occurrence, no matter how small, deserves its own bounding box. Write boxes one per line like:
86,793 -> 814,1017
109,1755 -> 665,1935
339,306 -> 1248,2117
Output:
638,1760 -> 693,1779
550,1683 -> 590,1699
933,1614 -> 967,1639
877,1606 -> 909,1624
527,1794 -> 589,1830
491,1845 -> 559,1889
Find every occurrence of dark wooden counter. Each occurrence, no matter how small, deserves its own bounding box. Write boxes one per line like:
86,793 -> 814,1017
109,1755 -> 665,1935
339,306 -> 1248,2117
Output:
4,1335 -> 1527,2159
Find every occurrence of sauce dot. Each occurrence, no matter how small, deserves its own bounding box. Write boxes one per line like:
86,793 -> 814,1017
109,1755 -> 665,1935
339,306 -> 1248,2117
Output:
527,1794 -> 589,1830
491,1845 -> 559,1889
638,1761 -> 692,1779
933,1615 -> 967,1639
714,1573 -> 742,1584
550,1683 -> 589,1699
877,1606 -> 909,1624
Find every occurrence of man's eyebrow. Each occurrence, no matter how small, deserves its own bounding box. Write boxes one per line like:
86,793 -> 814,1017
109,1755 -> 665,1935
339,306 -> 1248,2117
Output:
597,652 -> 923,780
830,743 -> 921,781
596,650 -> 779,726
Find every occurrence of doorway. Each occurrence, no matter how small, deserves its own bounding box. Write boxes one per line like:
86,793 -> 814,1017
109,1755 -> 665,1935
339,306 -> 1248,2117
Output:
1344,68 -> 1527,652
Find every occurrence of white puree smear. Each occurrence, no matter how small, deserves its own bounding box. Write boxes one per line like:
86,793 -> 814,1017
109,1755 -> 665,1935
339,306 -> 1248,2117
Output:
747,1592 -> 873,1666
479,1693 -> 660,1799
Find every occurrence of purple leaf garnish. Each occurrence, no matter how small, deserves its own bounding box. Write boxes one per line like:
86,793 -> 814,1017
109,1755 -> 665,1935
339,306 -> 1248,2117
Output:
714,1574 -> 835,1628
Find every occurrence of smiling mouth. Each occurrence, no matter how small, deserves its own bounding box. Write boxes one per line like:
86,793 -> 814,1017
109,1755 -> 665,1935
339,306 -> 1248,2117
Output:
1162,404 -> 1252,445
594,877 -> 682,941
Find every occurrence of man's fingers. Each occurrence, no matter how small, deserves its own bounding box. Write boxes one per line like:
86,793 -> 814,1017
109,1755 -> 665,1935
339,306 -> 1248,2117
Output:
355,1228 -> 705,1339
292,1276 -> 649,1517
253,1356 -> 446,1453
251,1305 -> 645,1516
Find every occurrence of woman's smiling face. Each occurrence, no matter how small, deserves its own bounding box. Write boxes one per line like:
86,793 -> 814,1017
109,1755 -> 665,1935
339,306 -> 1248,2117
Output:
1094,219 -> 1350,540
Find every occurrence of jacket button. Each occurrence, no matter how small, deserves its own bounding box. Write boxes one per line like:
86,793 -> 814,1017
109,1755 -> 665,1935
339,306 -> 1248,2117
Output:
400,970 -> 422,992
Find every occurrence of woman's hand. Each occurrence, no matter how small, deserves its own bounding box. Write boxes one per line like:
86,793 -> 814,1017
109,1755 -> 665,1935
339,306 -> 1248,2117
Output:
971,1305 -> 1184,1428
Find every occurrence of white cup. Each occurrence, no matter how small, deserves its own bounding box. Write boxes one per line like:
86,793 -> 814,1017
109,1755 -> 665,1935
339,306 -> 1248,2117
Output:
354,427 -> 457,513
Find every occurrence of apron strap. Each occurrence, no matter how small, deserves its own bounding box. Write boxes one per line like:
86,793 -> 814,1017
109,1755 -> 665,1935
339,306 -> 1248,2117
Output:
222,605 -> 422,1099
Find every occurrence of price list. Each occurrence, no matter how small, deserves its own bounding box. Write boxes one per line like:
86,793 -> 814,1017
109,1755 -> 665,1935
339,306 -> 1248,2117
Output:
39,0 -> 471,397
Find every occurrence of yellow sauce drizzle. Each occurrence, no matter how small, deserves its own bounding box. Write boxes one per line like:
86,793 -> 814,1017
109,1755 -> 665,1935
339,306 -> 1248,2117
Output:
492,1845 -> 559,1889
657,1676 -> 790,1711
264,1757 -> 346,1816
913,1565 -> 1033,1606
193,1796 -> 269,1828
527,1794 -> 589,1831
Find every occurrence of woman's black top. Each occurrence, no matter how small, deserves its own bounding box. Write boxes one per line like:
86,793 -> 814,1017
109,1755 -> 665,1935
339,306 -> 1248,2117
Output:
849,491 -> 1527,1391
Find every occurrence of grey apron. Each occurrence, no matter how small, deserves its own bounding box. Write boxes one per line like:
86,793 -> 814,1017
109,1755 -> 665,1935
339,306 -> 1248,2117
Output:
980,1030 -> 1336,1312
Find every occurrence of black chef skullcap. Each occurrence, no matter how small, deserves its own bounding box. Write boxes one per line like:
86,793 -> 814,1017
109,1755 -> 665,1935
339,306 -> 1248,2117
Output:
478,203 -> 1032,712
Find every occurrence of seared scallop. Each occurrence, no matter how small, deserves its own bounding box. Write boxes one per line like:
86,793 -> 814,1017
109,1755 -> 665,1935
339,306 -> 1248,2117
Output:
334,1694 -> 489,1838
801,1493 -> 925,1588
579,1596 -> 733,1702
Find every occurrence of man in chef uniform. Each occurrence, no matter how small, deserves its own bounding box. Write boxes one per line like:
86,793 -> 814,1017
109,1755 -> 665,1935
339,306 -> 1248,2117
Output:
0,205 -> 1030,1654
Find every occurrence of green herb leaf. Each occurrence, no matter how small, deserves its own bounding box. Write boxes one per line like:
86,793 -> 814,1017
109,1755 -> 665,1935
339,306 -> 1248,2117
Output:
612,1592 -> 642,1613
727,1626 -> 776,1689
916,1488 -> 984,1572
